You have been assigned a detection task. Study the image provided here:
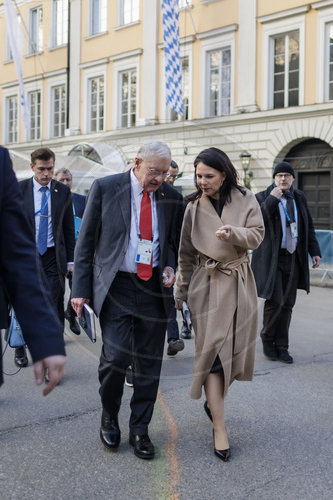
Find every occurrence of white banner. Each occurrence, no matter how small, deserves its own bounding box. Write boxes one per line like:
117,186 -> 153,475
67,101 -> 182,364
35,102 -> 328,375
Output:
4,0 -> 30,134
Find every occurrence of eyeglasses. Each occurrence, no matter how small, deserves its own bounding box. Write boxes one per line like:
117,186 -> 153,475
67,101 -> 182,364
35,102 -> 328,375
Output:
275,173 -> 292,179
166,173 -> 178,179
146,168 -> 168,179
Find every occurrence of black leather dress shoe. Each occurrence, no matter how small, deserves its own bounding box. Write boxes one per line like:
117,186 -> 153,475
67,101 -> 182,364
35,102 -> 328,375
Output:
14,346 -> 28,367
277,348 -> 293,364
262,341 -> 278,361
100,411 -> 120,450
204,401 -> 213,422
129,432 -> 155,459
214,448 -> 231,462
68,317 -> 81,335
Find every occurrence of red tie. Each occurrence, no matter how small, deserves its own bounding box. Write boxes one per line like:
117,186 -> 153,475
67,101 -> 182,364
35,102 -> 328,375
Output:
137,190 -> 153,281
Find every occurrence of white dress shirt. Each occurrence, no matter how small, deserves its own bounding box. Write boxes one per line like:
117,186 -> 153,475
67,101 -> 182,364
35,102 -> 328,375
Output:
119,169 -> 160,273
33,178 -> 54,248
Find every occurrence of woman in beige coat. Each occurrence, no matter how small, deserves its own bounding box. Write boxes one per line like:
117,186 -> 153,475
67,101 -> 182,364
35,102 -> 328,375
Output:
174,147 -> 264,461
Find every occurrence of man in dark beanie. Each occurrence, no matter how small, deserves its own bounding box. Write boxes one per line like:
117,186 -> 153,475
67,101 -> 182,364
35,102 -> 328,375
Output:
251,161 -> 321,363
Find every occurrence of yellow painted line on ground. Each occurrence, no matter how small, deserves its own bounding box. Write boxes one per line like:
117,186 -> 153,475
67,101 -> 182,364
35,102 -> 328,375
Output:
157,388 -> 180,500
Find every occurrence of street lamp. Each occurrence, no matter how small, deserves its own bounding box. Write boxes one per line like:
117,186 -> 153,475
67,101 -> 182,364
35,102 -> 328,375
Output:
239,151 -> 253,189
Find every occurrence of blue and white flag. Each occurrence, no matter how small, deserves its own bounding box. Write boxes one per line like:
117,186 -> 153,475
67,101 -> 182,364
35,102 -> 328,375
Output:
4,0 -> 30,133
161,0 -> 183,115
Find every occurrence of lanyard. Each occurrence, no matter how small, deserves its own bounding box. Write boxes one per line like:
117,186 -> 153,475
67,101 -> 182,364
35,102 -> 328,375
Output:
34,189 -> 51,216
279,198 -> 291,223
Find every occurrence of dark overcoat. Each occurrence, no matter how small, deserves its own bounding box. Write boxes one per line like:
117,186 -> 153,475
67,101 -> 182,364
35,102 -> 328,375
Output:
251,183 -> 321,300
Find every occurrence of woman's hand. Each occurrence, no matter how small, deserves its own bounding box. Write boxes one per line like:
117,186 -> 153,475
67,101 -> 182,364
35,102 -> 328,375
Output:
216,225 -> 231,240
175,298 -> 183,310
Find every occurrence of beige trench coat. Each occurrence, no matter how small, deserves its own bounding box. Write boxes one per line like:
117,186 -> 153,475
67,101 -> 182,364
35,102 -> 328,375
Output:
174,188 -> 265,399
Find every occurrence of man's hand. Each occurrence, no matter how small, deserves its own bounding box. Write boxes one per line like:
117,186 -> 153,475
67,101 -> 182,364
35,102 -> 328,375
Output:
270,187 -> 283,199
216,225 -> 231,240
312,256 -> 321,268
162,267 -> 175,288
34,355 -> 66,396
71,297 -> 90,317
65,263 -> 74,278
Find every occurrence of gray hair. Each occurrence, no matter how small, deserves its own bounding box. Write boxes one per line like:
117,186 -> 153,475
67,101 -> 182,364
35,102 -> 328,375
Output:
55,167 -> 72,179
136,141 -> 171,162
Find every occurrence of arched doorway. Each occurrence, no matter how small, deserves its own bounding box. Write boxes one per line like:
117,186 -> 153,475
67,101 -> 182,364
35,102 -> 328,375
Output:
284,139 -> 333,230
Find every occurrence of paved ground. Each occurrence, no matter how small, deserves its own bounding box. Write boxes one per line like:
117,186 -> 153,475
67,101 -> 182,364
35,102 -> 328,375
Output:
1,286 -> 332,500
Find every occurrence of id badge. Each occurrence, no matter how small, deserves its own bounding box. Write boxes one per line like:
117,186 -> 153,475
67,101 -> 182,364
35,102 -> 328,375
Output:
290,222 -> 298,238
135,239 -> 153,265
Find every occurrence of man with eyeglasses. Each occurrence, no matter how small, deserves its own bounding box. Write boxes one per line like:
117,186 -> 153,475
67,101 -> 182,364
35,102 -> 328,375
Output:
71,141 -> 183,460
251,162 -> 321,364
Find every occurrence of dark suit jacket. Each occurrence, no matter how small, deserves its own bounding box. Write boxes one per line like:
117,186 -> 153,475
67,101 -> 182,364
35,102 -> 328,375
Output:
0,147 -> 65,386
251,183 -> 321,300
72,192 -> 86,219
19,178 -> 75,275
72,170 -> 184,316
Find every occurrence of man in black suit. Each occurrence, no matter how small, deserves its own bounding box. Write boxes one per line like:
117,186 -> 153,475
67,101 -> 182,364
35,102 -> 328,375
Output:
71,141 -> 183,460
0,146 -> 65,395
17,148 -> 75,367
55,167 -> 86,335
251,162 -> 321,364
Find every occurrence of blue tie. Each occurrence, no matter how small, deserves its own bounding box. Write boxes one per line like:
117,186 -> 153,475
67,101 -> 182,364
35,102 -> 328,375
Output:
37,186 -> 48,255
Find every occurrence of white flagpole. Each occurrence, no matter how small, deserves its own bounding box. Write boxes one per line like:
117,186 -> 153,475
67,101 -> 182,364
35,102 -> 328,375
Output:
4,0 -> 30,135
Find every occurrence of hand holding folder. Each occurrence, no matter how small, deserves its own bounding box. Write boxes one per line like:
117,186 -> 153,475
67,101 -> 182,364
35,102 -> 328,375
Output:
181,301 -> 192,331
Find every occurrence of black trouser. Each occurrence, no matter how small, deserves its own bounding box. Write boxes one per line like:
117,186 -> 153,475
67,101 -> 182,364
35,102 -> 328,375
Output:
261,251 -> 300,349
40,247 -> 65,327
65,272 -> 76,320
98,269 -> 168,434
166,292 -> 180,342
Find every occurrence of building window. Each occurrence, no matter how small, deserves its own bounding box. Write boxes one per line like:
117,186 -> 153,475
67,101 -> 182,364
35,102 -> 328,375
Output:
28,90 -> 41,140
120,0 -> 139,26
29,6 -> 43,54
208,47 -> 231,117
51,85 -> 66,137
88,77 -> 104,132
272,31 -> 299,108
327,23 -> 333,101
52,0 -> 68,47
90,0 -> 107,35
171,56 -> 190,121
5,95 -> 18,144
120,69 -> 136,127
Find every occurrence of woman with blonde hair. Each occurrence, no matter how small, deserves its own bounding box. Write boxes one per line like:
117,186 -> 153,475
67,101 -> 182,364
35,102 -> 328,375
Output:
175,147 -> 264,461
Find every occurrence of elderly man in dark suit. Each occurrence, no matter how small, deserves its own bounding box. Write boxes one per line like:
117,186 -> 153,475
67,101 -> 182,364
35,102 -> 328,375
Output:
251,162 -> 321,364
16,148 -> 75,367
71,141 -> 183,460
55,167 -> 86,335
0,146 -> 65,395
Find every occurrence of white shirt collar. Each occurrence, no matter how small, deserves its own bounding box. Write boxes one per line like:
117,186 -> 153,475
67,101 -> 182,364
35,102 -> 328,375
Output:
33,177 -> 52,191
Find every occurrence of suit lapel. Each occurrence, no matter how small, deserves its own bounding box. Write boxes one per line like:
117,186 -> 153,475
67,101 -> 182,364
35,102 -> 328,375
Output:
118,171 -> 131,229
25,178 -> 35,231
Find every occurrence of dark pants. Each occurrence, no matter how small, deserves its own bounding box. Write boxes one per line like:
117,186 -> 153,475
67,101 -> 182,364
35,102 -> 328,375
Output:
98,269 -> 168,434
40,247 -> 65,327
261,252 -> 300,349
166,293 -> 180,342
65,272 -> 76,320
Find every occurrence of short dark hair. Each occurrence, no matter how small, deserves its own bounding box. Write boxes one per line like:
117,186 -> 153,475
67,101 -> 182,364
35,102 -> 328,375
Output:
31,148 -> 55,165
170,160 -> 179,171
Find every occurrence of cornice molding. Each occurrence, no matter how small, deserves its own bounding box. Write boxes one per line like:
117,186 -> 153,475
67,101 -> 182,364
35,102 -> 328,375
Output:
257,5 -> 310,24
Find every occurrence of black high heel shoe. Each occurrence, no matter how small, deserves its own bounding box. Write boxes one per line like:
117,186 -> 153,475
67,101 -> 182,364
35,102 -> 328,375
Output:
204,401 -> 213,422
213,430 -> 231,462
